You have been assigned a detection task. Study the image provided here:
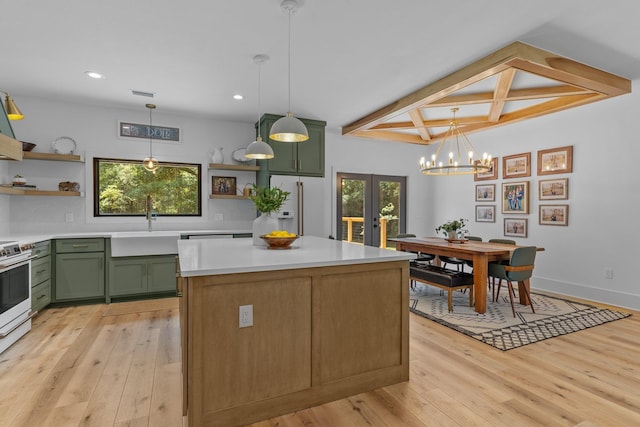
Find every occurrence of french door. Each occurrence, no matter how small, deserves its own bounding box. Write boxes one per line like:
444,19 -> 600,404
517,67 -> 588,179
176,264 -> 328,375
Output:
336,173 -> 406,248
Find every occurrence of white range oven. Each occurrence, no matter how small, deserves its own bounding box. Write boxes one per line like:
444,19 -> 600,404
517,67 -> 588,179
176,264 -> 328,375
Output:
0,241 -> 36,354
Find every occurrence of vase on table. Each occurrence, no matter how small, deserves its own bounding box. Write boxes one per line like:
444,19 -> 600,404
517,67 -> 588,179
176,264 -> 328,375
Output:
447,230 -> 458,241
253,212 -> 279,246
212,147 -> 224,164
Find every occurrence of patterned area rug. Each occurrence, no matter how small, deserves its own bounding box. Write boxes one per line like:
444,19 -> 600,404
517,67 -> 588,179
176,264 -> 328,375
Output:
409,283 -> 630,351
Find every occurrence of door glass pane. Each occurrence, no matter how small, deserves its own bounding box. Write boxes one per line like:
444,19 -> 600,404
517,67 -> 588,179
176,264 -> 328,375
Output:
340,178 -> 366,244
378,180 -> 401,249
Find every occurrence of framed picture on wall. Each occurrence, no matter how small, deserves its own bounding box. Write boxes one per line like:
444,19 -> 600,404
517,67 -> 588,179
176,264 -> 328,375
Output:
212,176 -> 236,195
504,218 -> 528,238
501,181 -> 529,214
537,145 -> 573,175
474,157 -> 498,181
539,178 -> 568,200
539,204 -> 569,226
502,152 -> 531,178
476,205 -> 496,223
475,184 -> 495,202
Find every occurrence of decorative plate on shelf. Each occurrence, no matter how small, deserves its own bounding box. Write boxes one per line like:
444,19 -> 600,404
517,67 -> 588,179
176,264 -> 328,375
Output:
232,148 -> 253,163
52,136 -> 77,155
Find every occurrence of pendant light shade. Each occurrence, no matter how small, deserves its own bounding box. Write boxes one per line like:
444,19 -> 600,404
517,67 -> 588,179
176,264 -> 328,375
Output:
143,103 -> 158,172
269,0 -> 309,143
245,54 -> 275,160
1,92 -> 24,120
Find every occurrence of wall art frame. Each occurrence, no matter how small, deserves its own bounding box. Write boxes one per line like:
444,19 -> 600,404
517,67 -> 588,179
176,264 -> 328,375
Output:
476,205 -> 496,223
539,204 -> 569,226
502,152 -> 531,179
212,176 -> 237,195
474,157 -> 498,181
537,145 -> 573,175
118,121 -> 181,143
475,184 -> 496,202
501,181 -> 529,214
504,218 -> 528,238
539,178 -> 568,200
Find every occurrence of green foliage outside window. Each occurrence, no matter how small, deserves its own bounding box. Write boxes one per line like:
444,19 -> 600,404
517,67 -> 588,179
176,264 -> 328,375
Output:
94,158 -> 201,216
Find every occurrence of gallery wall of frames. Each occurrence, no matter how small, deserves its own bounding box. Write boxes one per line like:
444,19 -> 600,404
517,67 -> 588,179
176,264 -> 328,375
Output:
474,145 -> 572,238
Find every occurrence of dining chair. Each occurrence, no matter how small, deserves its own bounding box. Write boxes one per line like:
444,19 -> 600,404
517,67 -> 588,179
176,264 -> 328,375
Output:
487,238 -> 516,301
397,233 -> 435,291
462,236 -> 483,270
488,246 -> 537,316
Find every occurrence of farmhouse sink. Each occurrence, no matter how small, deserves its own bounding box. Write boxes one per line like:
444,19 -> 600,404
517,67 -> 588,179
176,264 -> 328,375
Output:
110,231 -> 181,257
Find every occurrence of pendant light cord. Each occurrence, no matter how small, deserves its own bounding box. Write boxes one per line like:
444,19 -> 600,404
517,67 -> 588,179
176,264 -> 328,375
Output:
257,61 -> 262,139
148,106 -> 153,158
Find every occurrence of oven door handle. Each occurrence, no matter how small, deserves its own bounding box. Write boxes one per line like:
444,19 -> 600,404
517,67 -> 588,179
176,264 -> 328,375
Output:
0,310 -> 38,338
0,254 -> 37,269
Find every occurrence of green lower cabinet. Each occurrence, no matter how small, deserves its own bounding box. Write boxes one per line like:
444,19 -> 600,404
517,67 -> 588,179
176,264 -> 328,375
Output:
109,255 -> 176,298
55,252 -> 106,300
32,279 -> 51,312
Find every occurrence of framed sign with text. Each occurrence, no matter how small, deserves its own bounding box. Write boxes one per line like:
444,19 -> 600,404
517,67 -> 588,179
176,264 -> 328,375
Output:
118,121 -> 181,143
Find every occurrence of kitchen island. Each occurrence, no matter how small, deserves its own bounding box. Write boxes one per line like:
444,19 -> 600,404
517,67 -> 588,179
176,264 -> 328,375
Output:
177,236 -> 414,427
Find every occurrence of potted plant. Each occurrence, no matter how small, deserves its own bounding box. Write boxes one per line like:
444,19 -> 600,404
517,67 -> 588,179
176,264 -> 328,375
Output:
435,218 -> 468,240
248,184 -> 290,246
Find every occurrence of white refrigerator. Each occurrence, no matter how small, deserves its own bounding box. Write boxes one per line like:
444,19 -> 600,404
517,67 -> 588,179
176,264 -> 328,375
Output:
269,175 -> 327,237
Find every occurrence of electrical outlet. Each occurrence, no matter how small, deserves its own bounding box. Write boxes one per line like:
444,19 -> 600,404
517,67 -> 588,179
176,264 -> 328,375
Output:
239,304 -> 253,328
214,213 -> 224,221
605,268 -> 614,279
65,212 -> 74,222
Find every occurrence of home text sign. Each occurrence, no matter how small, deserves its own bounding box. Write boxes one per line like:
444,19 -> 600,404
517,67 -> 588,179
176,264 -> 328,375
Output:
119,121 -> 181,143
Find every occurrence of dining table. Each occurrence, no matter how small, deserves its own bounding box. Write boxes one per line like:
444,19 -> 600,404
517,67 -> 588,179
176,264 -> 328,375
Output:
391,237 -> 544,314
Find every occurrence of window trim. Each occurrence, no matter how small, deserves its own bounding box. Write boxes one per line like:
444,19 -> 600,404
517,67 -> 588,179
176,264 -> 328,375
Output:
93,157 -> 202,217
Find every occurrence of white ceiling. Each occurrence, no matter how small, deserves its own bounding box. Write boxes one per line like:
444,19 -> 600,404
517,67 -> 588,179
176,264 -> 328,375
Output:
2,0 -> 639,133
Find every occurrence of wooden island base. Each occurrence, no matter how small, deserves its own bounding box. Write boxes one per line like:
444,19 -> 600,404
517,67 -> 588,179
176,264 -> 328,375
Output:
178,260 -> 409,427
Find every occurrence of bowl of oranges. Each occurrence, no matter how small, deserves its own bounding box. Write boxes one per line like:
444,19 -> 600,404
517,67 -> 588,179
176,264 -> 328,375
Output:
260,230 -> 299,249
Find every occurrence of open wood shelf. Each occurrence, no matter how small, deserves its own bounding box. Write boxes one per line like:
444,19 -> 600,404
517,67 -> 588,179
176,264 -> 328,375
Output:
209,194 -> 250,200
208,163 -> 260,171
0,186 -> 82,196
22,152 -> 84,162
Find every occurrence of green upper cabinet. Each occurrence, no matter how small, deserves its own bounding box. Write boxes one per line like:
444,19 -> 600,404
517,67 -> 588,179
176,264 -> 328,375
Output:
256,113 -> 326,185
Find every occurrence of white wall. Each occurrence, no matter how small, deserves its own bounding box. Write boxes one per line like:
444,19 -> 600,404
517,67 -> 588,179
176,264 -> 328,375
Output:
3,83 -> 640,310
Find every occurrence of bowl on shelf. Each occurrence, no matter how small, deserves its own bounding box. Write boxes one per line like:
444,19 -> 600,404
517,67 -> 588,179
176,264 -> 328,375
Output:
260,234 -> 299,250
21,141 -> 36,152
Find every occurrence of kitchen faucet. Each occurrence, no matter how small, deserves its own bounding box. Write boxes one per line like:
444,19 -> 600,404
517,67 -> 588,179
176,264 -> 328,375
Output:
146,194 -> 156,231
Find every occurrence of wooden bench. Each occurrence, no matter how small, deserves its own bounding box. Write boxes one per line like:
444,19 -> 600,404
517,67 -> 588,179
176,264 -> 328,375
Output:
410,264 -> 474,312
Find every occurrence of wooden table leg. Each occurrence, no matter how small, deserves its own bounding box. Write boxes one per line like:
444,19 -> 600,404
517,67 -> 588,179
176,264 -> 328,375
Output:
472,253 -> 488,314
518,279 -> 531,305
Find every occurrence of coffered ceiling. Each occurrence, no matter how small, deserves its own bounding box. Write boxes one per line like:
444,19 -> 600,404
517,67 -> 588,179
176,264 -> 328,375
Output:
343,42 -> 631,145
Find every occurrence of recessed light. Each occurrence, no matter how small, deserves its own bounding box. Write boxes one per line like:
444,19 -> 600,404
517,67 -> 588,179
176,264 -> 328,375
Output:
233,94 -> 243,100
85,71 -> 104,79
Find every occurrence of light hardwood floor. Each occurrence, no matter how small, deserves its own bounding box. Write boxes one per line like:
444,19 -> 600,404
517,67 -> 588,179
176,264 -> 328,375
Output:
1,296 -> 638,426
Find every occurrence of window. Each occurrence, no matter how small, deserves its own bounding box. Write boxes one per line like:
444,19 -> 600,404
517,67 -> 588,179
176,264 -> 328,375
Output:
94,158 -> 201,217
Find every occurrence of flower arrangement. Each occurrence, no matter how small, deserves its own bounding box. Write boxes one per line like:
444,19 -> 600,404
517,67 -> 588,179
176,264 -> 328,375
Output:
248,184 -> 290,214
435,218 -> 468,237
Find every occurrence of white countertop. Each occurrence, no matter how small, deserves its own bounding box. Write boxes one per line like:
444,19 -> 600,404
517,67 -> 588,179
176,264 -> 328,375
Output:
177,235 -> 415,277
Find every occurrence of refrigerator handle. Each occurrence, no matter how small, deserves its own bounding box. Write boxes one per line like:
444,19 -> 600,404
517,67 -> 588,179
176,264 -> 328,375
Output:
297,181 -> 304,236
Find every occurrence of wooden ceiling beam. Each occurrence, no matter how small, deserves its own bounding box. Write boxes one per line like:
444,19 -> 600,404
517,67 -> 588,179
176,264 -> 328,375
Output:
426,85 -> 591,107
371,115 -> 487,130
488,68 -> 516,122
350,129 -> 430,145
408,109 -> 431,141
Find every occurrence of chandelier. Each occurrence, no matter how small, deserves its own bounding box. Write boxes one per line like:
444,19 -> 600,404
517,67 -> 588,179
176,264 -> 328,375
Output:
419,107 -> 492,176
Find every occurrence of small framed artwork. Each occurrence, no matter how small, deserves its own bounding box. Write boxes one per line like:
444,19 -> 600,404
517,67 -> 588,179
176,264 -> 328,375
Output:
475,184 -> 495,202
539,204 -> 569,226
476,205 -> 496,223
502,152 -> 531,179
504,218 -> 528,238
118,121 -> 181,143
474,157 -> 498,181
212,176 -> 236,195
537,145 -> 573,175
539,178 -> 568,200
501,181 -> 529,214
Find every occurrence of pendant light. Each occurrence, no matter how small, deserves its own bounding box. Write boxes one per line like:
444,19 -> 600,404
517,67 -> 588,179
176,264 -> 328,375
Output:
245,54 -> 275,160
143,103 -> 158,172
0,91 -> 24,120
269,0 -> 309,143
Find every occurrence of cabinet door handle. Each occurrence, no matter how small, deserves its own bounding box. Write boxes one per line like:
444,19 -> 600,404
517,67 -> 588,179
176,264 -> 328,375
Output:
72,244 -> 89,248
36,294 -> 47,300
36,269 -> 47,274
